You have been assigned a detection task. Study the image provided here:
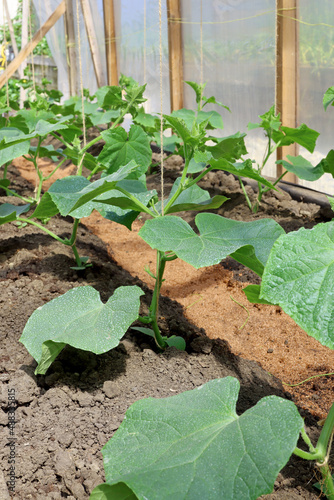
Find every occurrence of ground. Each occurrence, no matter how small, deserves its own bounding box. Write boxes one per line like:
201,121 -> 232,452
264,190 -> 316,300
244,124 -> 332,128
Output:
0,152 -> 333,499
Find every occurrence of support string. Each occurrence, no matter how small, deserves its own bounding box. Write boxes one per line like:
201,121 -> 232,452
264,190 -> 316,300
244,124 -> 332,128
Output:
159,0 -> 164,215
75,0 -> 87,151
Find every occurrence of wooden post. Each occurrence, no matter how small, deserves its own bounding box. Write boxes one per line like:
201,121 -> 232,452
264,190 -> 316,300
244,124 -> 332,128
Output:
64,0 -> 78,95
103,0 -> 118,85
3,0 -> 20,63
276,0 -> 299,183
167,0 -> 184,111
80,0 -> 107,88
0,0 -> 66,89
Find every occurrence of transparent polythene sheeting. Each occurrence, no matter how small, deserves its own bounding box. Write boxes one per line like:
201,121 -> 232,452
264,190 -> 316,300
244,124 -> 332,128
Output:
32,0 -> 107,99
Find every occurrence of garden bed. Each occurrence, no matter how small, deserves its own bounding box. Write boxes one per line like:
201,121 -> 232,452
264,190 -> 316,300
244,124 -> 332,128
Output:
0,154 -> 333,499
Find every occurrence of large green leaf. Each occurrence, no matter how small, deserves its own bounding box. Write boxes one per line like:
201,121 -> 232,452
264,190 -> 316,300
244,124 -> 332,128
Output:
209,158 -> 276,190
99,125 -> 152,177
0,139 -> 30,165
66,161 -> 139,214
273,124 -> 319,153
207,133 -> 247,161
0,203 -> 30,224
139,214 -> 284,274
20,285 -> 144,375
159,178 -> 227,214
101,377 -> 303,500
261,222 -> 334,350
276,155 -> 324,181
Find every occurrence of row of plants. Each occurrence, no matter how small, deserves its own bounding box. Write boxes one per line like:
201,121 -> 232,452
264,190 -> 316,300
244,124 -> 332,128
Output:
1,76 -> 334,499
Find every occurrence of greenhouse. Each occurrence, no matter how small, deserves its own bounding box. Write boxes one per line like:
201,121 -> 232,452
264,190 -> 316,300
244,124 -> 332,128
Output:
1,1 -> 334,499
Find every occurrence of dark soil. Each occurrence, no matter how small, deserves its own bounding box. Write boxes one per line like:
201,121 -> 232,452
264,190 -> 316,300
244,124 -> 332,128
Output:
0,160 -> 331,499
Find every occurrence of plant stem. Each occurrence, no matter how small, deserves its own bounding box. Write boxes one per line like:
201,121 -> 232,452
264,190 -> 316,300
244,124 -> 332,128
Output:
239,178 -> 253,212
43,157 -> 67,181
148,250 -> 168,349
164,155 -> 192,214
71,243 -> 83,267
318,462 -> 334,499
2,187 -> 34,204
17,217 -> 67,244
113,186 -> 156,216
315,402 -> 334,460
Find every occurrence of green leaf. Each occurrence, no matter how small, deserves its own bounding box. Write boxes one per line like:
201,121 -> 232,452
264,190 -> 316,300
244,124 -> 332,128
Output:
163,114 -> 193,146
323,86 -> 334,111
261,222 -> 334,349
34,116 -> 71,136
63,148 -> 100,172
274,124 -> 319,153
31,193 -> 59,220
67,161 -> 139,214
276,155 -> 324,181
153,133 -> 181,153
11,109 -> 55,133
319,149 -> 334,177
249,106 -> 281,133
0,203 -> 30,224
198,110 -> 224,129
207,133 -> 247,161
243,284 -> 275,305
20,285 -> 144,375
162,179 -> 228,214
209,158 -> 276,190
90,109 -> 121,126
165,336 -> 186,350
99,125 -> 152,178
328,196 -> 334,214
102,377 -> 303,500
139,214 -> 284,272
90,483 -> 138,500
0,139 -> 30,165
133,109 -> 159,133
95,86 -> 123,109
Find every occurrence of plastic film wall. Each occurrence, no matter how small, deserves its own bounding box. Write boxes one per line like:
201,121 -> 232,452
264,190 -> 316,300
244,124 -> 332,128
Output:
298,1 -> 334,194
32,0 -> 107,99
181,0 -> 276,172
33,1 -> 334,194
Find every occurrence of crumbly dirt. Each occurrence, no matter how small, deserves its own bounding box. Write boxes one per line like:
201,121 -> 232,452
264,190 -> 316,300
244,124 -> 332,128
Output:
0,153 -> 332,499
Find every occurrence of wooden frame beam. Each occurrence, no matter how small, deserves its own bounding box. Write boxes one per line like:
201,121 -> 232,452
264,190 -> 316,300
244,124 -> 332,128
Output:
0,0 -> 66,89
64,0 -> 78,95
80,0 -> 107,88
103,0 -> 118,86
167,0 -> 184,111
276,0 -> 299,183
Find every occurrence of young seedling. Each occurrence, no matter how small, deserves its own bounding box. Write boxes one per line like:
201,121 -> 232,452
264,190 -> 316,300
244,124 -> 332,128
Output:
244,105 -> 320,212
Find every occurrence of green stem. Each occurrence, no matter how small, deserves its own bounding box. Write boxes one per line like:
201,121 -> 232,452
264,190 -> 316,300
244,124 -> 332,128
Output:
67,218 -> 80,246
87,163 -> 101,180
318,462 -> 334,499
71,243 -> 83,267
17,217 -> 67,244
186,166 -> 212,188
114,186 -> 156,216
148,250 -> 168,349
315,402 -> 334,460
2,187 -> 34,204
43,157 -> 67,181
239,178 -> 253,212
164,155 -> 192,214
